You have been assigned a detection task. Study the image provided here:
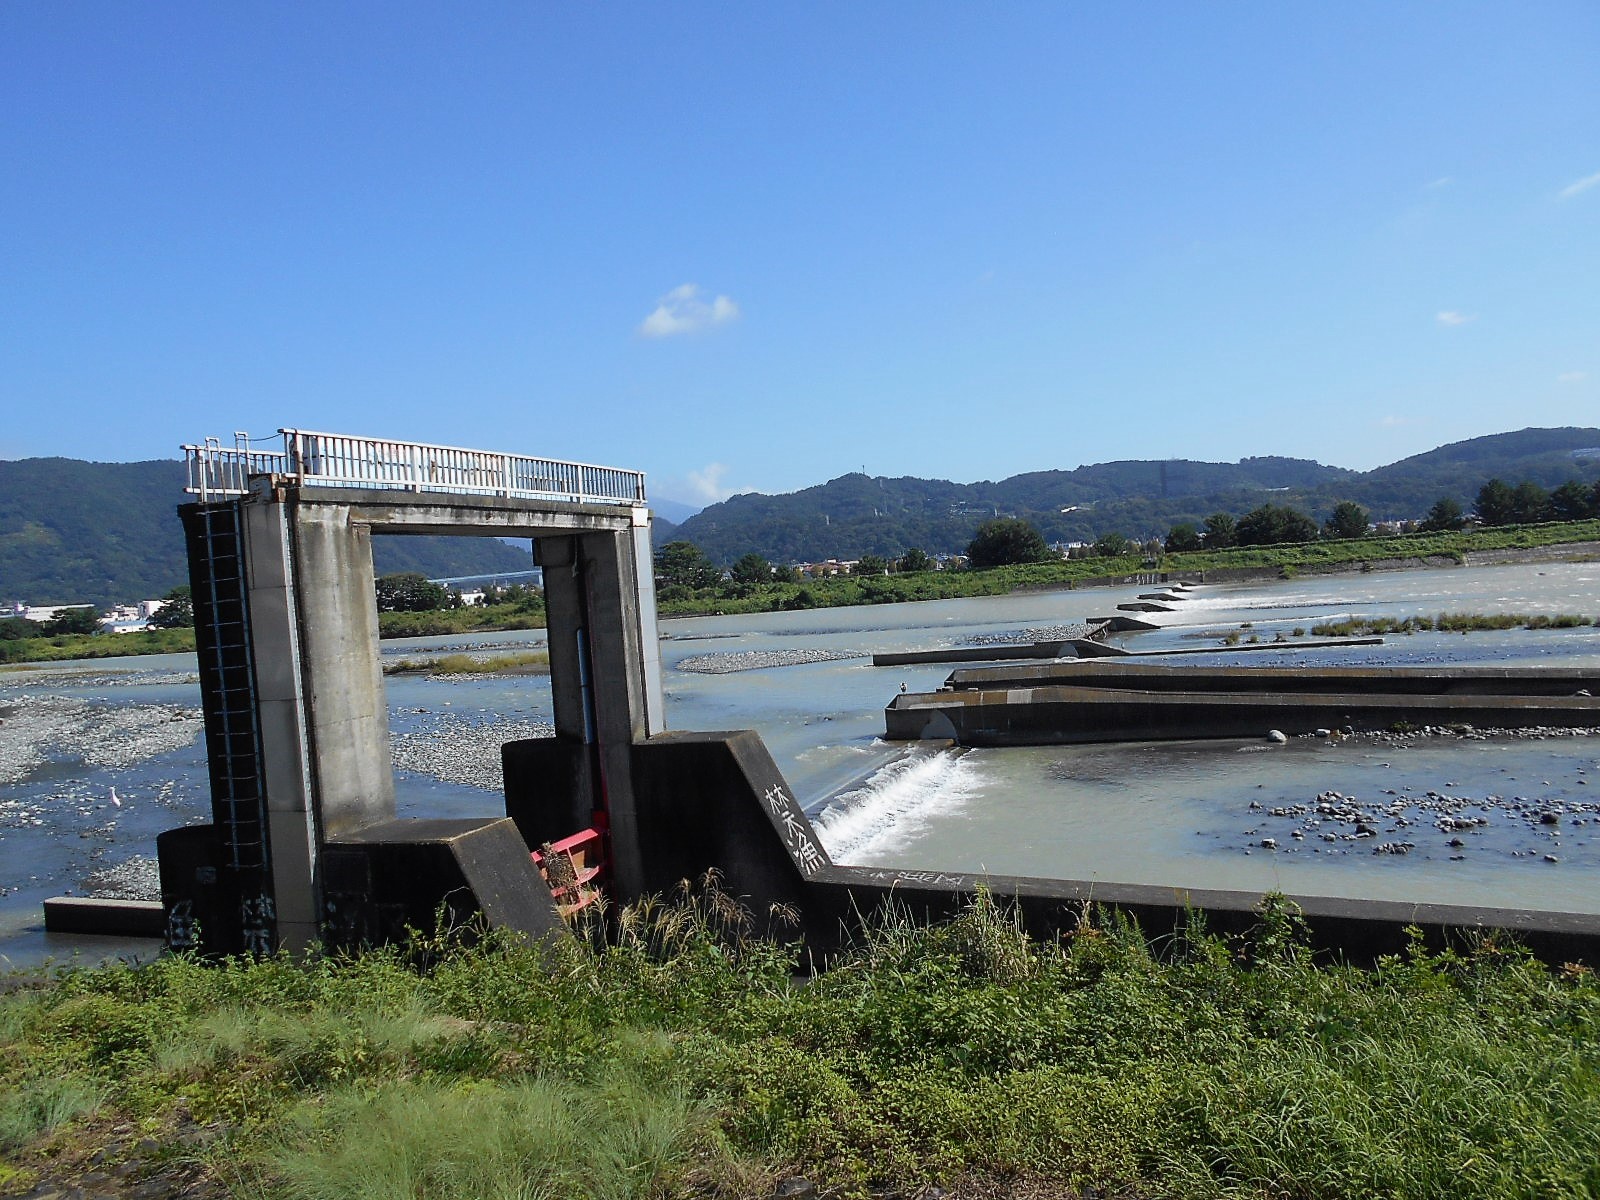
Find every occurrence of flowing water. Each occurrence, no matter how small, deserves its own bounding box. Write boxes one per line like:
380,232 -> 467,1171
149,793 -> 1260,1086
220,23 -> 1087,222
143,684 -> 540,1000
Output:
3,562 -> 1598,967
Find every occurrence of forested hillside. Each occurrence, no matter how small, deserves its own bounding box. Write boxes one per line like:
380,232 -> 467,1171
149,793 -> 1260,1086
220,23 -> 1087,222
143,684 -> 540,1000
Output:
7,428 -> 1599,598
0,458 -> 534,606
675,427 -> 1600,563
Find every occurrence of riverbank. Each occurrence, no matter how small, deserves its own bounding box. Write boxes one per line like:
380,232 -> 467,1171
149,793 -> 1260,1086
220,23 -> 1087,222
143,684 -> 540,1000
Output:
653,519 -> 1600,616
2,886 -> 1596,1200
2,521 -> 1596,666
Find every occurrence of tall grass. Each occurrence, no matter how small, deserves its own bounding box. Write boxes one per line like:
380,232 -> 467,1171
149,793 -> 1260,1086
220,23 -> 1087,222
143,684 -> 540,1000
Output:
1313,612 -> 1595,637
259,1047 -> 705,1200
383,650 -> 550,676
3,887 -> 1599,1198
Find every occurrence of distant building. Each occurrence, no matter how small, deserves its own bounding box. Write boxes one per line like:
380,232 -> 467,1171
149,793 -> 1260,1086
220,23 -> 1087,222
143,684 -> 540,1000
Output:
20,603 -> 96,623
796,560 -> 854,578
100,599 -> 167,632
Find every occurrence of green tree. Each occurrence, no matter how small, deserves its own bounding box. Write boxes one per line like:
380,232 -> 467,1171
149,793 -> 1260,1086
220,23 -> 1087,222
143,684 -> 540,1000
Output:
1092,532 -> 1133,557
374,572 -> 450,613
1164,523 -> 1202,552
1474,478 -> 1515,525
1418,496 -> 1466,532
853,554 -> 890,576
148,585 -> 194,629
729,553 -> 772,586
654,540 -> 719,590
45,606 -> 102,635
1236,504 -> 1318,547
1510,480 -> 1551,524
966,518 -> 1053,570
1550,480 -> 1599,522
1202,512 -> 1237,549
897,547 -> 932,573
1323,501 -> 1369,540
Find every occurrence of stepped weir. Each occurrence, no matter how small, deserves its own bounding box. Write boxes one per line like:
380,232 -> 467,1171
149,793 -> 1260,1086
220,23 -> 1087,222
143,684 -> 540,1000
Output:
137,429 -> 1600,966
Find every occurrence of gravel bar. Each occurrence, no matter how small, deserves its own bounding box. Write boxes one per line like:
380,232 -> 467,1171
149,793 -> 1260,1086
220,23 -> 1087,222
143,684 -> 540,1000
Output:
964,623 -> 1098,646
677,649 -> 868,674
0,695 -> 202,782
391,713 -> 556,791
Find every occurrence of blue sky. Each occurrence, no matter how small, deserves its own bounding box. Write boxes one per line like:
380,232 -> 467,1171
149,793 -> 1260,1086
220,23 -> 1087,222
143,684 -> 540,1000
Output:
2,4 -> 1596,508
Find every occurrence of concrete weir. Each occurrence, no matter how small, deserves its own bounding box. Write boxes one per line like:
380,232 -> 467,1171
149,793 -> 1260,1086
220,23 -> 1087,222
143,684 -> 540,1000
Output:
886,661 -> 1600,745
129,431 -> 1600,967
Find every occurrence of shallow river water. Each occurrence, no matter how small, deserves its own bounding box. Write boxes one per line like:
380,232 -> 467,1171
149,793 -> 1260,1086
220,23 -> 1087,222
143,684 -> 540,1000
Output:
3,561 -> 1598,967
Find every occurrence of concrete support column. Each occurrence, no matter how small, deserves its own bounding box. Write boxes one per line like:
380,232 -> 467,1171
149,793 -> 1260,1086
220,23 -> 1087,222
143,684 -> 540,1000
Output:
288,502 -> 395,836
241,482 -> 395,952
536,515 -> 663,901
239,481 -> 319,953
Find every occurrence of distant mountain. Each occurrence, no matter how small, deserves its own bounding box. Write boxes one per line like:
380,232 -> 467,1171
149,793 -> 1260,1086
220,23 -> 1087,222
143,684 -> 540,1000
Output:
650,515 -> 680,547
649,498 -> 702,525
674,428 -> 1600,564
0,458 -> 535,607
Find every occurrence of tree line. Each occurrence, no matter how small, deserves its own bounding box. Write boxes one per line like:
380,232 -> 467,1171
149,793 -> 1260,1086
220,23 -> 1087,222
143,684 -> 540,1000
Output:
656,468 -> 1600,591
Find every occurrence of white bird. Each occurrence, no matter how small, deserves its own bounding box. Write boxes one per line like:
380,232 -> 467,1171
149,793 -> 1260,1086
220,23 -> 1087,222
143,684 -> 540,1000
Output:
109,787 -> 122,807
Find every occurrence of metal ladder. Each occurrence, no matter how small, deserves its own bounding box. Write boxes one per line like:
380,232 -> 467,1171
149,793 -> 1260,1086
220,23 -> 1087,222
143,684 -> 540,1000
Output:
184,502 -> 271,877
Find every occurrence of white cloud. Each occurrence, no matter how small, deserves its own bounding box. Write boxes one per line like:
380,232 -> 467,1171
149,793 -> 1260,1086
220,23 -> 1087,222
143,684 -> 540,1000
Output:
1377,415 -> 1417,428
637,283 -> 740,338
1558,371 -> 1589,384
682,463 -> 735,505
1557,171 -> 1600,201
1436,310 -> 1475,326
1426,176 -> 1453,189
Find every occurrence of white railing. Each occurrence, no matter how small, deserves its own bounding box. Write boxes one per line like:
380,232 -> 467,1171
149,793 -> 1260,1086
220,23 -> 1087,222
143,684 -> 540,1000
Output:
183,435 -> 291,501
184,429 -> 647,506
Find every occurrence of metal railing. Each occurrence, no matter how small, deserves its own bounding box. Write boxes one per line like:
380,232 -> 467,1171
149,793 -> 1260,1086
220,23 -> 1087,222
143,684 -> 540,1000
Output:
183,429 -> 647,506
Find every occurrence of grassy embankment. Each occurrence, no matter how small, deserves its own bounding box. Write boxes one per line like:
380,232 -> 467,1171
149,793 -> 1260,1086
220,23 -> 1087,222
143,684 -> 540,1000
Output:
654,518 -> 1600,617
382,650 -> 550,676
2,887 -> 1597,1199
2,520 -> 1596,665
0,602 -> 548,668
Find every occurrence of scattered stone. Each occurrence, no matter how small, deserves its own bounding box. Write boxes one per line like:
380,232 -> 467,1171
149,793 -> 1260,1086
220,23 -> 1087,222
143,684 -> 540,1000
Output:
390,713 -> 556,791
678,649 -> 867,674
1266,729 -> 1288,744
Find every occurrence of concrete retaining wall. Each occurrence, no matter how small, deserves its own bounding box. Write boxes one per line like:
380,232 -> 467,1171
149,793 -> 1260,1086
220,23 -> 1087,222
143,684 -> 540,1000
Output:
886,684 -> 1600,745
943,661 -> 1600,696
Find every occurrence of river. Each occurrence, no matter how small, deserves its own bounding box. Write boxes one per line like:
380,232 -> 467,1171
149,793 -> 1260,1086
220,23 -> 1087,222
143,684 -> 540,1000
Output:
3,561 -> 1598,968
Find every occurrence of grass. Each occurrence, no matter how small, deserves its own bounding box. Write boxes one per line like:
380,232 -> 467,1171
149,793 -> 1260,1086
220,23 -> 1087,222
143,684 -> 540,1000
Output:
0,626 -> 197,664
382,650 -> 550,676
655,518 -> 1600,618
3,885 -> 1599,1198
1312,612 -> 1595,637
376,601 -> 546,640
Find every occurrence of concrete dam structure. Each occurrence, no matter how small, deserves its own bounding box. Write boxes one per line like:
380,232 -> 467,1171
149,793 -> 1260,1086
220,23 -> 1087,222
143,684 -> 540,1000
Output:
143,430 -> 1600,967
886,661 -> 1600,746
